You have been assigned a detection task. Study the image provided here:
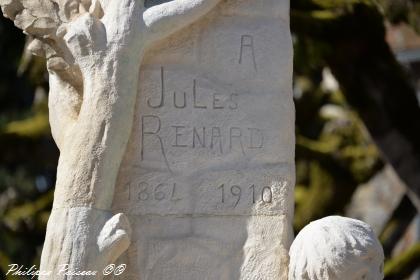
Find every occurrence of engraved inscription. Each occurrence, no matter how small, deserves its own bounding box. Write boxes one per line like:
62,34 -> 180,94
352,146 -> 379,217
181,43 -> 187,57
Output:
131,59 -> 288,216
147,67 -> 165,108
125,176 -> 289,216
140,67 -> 266,169
140,115 -> 173,173
128,181 -> 181,202
239,35 -> 257,72
146,68 -> 239,111
141,118 -> 264,156
218,183 -> 273,207
173,91 -> 187,109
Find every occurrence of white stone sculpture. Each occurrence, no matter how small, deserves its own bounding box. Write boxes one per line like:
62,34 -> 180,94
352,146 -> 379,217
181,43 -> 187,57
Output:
1,0 -> 295,279
110,0 -> 294,279
289,216 -> 385,280
0,0 -> 227,278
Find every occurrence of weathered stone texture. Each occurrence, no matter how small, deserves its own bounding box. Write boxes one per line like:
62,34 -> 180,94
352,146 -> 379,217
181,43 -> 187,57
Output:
112,1 -> 294,278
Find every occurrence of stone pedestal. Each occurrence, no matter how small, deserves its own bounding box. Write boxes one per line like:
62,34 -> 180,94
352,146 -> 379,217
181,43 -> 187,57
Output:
112,1 -> 294,279
0,0 -> 294,278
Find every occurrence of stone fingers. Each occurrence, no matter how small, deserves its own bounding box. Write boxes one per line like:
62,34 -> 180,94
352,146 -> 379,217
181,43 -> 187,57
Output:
1,0 -> 60,38
89,0 -> 104,19
97,213 -> 132,264
61,13 -> 107,68
100,0 -> 143,48
0,0 -> 22,20
40,208 -> 132,279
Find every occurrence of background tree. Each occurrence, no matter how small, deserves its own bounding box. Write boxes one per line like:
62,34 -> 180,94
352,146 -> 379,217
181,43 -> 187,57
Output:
292,0 -> 420,278
0,15 -> 57,279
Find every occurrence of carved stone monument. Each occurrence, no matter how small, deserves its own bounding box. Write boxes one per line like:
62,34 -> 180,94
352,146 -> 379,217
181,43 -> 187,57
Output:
1,0 -> 294,279
113,1 -> 294,279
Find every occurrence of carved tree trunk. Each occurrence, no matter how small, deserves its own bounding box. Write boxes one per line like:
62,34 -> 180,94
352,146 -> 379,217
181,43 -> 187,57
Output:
0,0 -> 224,278
39,3 -> 145,277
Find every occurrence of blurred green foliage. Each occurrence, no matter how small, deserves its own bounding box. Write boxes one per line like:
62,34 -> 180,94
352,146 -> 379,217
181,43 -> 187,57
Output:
294,79 -> 382,230
292,0 -> 385,230
384,243 -> 420,279
0,16 -> 58,279
293,0 -> 420,278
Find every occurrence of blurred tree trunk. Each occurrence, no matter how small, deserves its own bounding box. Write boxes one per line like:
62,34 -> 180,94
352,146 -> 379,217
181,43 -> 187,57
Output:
384,243 -> 420,280
380,195 -> 418,257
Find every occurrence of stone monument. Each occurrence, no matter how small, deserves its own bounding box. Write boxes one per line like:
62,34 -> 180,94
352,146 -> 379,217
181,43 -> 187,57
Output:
0,0 -> 294,279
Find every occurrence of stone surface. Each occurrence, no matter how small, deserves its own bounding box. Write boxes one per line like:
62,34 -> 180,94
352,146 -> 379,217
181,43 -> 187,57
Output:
0,0 -> 294,279
112,0 -> 294,279
289,216 -> 385,280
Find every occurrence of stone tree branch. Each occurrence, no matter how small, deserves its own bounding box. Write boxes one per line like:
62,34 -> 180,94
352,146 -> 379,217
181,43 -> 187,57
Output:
1,0 -> 223,278
37,1 -> 144,277
143,0 -> 222,41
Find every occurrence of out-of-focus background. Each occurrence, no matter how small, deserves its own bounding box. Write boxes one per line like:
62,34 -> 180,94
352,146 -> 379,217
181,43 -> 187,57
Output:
0,0 -> 419,279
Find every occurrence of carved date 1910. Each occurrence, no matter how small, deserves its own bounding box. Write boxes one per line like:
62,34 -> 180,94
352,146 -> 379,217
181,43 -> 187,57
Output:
218,183 -> 273,207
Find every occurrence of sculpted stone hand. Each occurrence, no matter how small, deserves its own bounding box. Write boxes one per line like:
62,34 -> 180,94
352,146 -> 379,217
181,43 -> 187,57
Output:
0,0 -> 222,278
